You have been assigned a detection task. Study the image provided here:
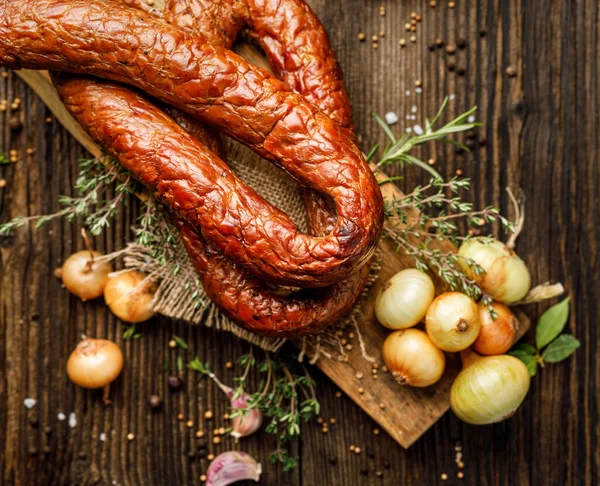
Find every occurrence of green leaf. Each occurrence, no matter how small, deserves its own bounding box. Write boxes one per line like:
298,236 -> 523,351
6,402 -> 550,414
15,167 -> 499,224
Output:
543,335 -> 581,363
536,297 -> 571,349
173,335 -> 188,350
163,358 -> 169,371
0,153 -> 9,164
510,342 -> 537,355
509,351 -> 538,377
176,355 -> 183,371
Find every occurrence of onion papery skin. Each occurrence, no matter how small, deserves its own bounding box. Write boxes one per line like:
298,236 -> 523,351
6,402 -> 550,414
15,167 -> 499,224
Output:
473,302 -> 518,355
61,250 -> 112,301
382,329 -> 446,387
66,338 -> 124,389
458,238 -> 531,304
450,353 -> 530,425
375,269 -> 435,330
425,292 -> 481,352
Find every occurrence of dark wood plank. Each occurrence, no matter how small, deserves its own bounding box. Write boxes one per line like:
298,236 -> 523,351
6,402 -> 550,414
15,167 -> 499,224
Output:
1,0 -> 598,485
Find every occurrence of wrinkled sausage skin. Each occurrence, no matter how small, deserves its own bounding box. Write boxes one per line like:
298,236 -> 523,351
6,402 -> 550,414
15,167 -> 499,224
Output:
0,0 -> 383,288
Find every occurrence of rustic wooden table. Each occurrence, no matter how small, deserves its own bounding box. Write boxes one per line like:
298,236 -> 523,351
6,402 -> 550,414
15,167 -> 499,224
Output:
1,1 -> 598,485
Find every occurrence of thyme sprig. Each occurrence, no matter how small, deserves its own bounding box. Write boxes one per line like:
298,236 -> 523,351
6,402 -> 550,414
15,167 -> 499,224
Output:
371,100 -> 514,301
0,157 -> 139,236
189,349 -> 320,472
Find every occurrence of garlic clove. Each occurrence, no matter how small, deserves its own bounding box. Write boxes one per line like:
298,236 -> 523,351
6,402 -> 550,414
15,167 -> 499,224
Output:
206,451 -> 262,486
229,393 -> 263,440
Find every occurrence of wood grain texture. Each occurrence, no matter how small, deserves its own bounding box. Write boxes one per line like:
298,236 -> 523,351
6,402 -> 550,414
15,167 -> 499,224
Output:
1,0 -> 598,485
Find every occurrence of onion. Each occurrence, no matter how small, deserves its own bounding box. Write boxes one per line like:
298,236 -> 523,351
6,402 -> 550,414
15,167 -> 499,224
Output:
104,271 -> 156,323
375,269 -> 435,329
458,237 -> 531,304
66,338 -> 124,404
473,302 -> 519,355
59,250 -> 112,301
450,349 -> 530,425
382,329 -> 445,387
425,292 -> 481,352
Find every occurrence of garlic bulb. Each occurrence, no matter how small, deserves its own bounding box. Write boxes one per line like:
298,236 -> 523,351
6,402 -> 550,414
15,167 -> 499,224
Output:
473,302 -> 519,355
450,349 -> 530,425
375,269 -> 435,329
60,250 -> 112,301
425,292 -> 481,352
206,451 -> 261,486
458,237 -> 531,304
104,271 -> 156,323
382,329 -> 445,387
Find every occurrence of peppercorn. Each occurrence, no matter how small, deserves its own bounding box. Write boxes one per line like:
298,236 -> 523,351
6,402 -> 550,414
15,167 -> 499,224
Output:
456,38 -> 467,49
506,66 -> 517,77
446,44 -> 456,54
447,61 -> 456,71
479,136 -> 487,146
435,38 -> 444,47
466,140 -> 476,150
204,411 -> 213,420
360,466 -> 369,475
366,447 -> 375,458
149,395 -> 162,409
9,117 -> 22,132
479,29 -> 487,37
78,451 -> 87,460
329,456 -> 338,466
428,43 -> 436,51
168,375 -> 183,389
382,459 -> 391,469
188,451 -> 196,460
199,474 -> 207,482
456,67 -> 466,76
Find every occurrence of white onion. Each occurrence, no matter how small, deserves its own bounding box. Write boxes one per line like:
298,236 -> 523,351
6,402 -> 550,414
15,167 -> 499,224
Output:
425,292 -> 481,352
60,250 -> 112,301
382,329 -> 445,387
458,238 -> 531,304
104,271 -> 156,323
375,269 -> 435,329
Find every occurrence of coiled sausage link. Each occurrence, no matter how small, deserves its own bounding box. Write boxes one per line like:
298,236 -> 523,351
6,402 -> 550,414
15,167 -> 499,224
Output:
0,0 -> 383,288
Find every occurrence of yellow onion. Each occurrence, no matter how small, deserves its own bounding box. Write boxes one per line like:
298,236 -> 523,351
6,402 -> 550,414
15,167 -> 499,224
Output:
425,292 -> 481,352
104,271 -> 156,323
66,338 -> 124,404
473,302 -> 519,355
375,269 -> 435,330
458,238 -> 531,304
59,251 -> 112,301
451,349 -> 530,425
382,329 -> 445,387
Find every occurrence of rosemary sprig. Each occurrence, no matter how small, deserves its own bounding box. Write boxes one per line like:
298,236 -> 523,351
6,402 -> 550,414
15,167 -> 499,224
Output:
0,153 -> 9,165
369,97 -> 481,178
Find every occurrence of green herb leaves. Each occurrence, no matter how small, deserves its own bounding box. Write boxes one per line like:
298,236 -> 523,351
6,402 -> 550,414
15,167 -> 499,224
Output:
123,323 -> 142,340
509,297 -> 579,375
0,153 -> 9,165
173,335 -> 188,350
535,297 -> 570,349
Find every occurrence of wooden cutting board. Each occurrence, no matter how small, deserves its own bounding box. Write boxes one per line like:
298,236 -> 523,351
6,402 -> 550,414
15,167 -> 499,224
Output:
15,57 -> 530,449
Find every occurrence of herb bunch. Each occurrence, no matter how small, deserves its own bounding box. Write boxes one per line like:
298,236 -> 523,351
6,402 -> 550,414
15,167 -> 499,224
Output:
189,348 -> 320,472
370,99 -> 514,301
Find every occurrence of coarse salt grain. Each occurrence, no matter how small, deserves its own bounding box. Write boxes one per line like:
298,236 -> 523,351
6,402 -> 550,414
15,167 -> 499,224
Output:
410,115 -> 416,121
384,112 -> 399,125
415,87 -> 423,94
411,105 -> 418,113
100,433 -> 107,441
413,125 -> 424,135
449,94 -> 456,101
405,90 -> 411,96
68,412 -> 77,428
405,127 -> 412,133
467,115 -> 476,123
57,413 -> 66,421
23,398 -> 37,409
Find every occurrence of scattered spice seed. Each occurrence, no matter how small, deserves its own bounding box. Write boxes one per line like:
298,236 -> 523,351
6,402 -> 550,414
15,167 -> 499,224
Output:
354,447 -> 361,455
329,456 -> 338,466
345,344 -> 353,351
1,71 -> 7,78
149,395 -> 162,409
479,136 -> 487,146
213,437 -> 221,444
458,461 -> 465,469
204,411 -> 213,420
196,430 -> 205,438
218,427 -> 225,435
348,332 -> 355,339
127,433 -> 135,441
360,466 -> 369,475
410,19 -> 417,26
435,38 -> 444,47
479,29 -> 487,37
446,44 -> 456,54
168,340 -> 177,349
9,117 -> 23,132
404,23 -> 411,31
379,403 -> 386,410
428,43 -> 436,51
199,475 -> 207,482
186,420 -> 193,428
381,366 -> 388,372
441,473 -> 448,480
448,1 -> 456,8
349,445 -> 356,452
207,453 -> 215,461
335,391 -> 342,398
415,80 -> 422,87
379,31 -> 385,37
341,338 -> 348,345
366,447 -> 375,458
168,375 -> 183,389
466,139 -> 476,150
410,25 -> 417,32
358,32 -> 366,41
382,459 -> 391,469
371,35 -> 378,42
373,428 -> 380,435
456,67 -> 466,76
358,387 -> 365,394
317,417 -> 324,424
177,413 -> 184,420
410,35 -> 417,43
399,39 -> 407,47
26,148 -> 35,155
372,43 -> 378,49
225,361 -> 233,369
45,117 -> 52,123
376,471 -> 383,478
0,180 -> 7,188
456,38 -> 467,49
223,413 -> 230,420
429,0 -> 437,7
372,375 -> 378,380
457,472 -> 464,479
416,14 -> 422,22
506,66 -> 517,77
